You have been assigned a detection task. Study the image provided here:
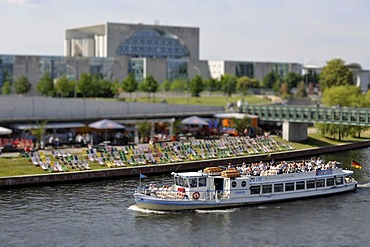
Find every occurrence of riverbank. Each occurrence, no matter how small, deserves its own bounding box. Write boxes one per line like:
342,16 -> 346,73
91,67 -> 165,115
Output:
1,139 -> 369,188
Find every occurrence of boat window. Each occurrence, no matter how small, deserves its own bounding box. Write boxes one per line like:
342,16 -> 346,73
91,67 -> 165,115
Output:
316,179 -> 325,188
198,177 -> 207,187
307,180 -> 316,189
231,181 -> 237,188
175,176 -> 180,186
241,181 -> 247,187
262,184 -> 272,193
296,181 -> 305,190
274,183 -> 283,193
285,182 -> 294,191
250,185 -> 260,195
183,178 -> 189,188
326,178 -> 335,186
336,176 -> 344,185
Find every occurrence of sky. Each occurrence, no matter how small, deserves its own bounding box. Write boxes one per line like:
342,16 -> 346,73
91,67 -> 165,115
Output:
1,0 -> 370,69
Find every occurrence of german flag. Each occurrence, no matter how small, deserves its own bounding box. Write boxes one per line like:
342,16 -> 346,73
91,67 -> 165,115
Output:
351,160 -> 362,169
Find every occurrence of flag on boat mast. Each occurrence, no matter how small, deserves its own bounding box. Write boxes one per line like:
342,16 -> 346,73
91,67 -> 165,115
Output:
140,173 -> 147,179
351,160 -> 362,169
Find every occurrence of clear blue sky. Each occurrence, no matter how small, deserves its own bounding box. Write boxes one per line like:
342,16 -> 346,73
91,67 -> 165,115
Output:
1,0 -> 370,69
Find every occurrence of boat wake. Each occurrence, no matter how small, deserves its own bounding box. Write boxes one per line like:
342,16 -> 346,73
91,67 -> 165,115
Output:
128,205 -> 169,214
358,182 -> 370,188
195,208 -> 239,213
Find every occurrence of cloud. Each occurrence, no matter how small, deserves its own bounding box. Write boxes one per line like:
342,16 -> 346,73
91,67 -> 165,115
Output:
0,0 -> 45,5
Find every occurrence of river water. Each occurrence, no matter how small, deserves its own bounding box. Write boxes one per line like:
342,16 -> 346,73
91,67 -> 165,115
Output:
1,147 -> 370,247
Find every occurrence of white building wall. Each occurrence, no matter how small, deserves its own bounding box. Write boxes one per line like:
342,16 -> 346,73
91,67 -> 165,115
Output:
208,61 -> 225,79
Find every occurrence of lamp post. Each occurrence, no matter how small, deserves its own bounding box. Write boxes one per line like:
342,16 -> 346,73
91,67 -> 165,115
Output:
66,64 -> 77,98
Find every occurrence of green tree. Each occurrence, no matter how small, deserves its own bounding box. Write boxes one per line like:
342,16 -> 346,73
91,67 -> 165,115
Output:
231,116 -> 251,136
204,78 -> 220,94
170,79 -> 187,93
262,72 -> 279,88
220,74 -> 237,97
1,81 -> 11,95
319,59 -> 353,92
14,75 -> 31,94
140,75 -> 158,102
236,76 -> 250,96
77,73 -> 92,97
36,72 -> 54,96
161,80 -> 171,92
189,75 -> 204,97
122,73 -> 138,101
137,122 -> 151,143
284,72 -> 302,89
54,75 -> 74,97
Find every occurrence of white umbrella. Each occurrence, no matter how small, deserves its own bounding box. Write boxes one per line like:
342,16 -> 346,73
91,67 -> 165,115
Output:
0,126 -> 12,135
89,119 -> 125,129
88,119 -> 125,141
181,116 -> 208,126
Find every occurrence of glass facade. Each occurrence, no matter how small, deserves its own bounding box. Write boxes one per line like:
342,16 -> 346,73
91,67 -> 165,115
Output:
128,58 -> 144,82
273,63 -> 289,79
235,62 -> 254,78
167,59 -> 188,81
116,29 -> 190,59
0,55 -> 14,87
89,57 -> 114,80
39,56 -> 66,80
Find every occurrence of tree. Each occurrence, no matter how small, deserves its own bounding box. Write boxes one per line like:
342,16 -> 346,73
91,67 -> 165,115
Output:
14,75 -> 31,94
319,59 -> 353,92
161,80 -> 171,92
220,74 -> 237,97
137,122 -> 151,143
170,79 -> 187,93
262,72 -> 279,89
77,73 -> 92,97
122,73 -> 138,101
236,76 -> 250,96
295,81 -> 307,97
189,75 -> 204,97
54,75 -> 74,97
1,81 -> 11,95
231,116 -> 251,136
140,75 -> 158,102
284,72 -> 302,89
36,72 -> 54,96
204,78 -> 220,94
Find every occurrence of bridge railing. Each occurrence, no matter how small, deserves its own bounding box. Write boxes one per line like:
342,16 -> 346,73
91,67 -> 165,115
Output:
245,105 -> 370,126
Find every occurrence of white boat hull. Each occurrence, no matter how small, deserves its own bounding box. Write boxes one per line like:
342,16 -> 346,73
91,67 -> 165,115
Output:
134,182 -> 357,211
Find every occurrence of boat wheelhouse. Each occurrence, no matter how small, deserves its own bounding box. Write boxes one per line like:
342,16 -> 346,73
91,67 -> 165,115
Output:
134,160 -> 357,211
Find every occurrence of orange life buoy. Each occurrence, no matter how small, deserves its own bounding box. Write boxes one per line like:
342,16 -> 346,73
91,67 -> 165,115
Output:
192,191 -> 200,200
177,192 -> 185,198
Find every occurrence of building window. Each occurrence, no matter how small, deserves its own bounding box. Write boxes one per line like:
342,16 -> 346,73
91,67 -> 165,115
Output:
128,58 -> 144,82
167,59 -> 188,81
235,62 -> 254,78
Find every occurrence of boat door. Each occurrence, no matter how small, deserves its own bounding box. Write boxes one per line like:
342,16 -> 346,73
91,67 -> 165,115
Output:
214,178 -> 224,193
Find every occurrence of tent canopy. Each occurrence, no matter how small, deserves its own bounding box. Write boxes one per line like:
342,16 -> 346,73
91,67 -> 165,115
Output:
88,119 -> 125,129
181,116 -> 208,125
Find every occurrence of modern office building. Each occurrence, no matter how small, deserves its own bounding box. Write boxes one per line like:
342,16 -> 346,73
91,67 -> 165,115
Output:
1,21 -> 368,93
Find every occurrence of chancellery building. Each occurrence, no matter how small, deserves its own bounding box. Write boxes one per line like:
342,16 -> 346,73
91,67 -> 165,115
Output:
0,22 -> 368,93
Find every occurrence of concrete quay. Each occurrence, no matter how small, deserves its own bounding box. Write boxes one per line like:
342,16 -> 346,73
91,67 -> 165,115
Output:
1,140 -> 369,188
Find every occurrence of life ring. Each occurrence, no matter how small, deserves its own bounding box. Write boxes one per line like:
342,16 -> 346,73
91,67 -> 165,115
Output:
192,192 -> 200,200
177,192 -> 185,198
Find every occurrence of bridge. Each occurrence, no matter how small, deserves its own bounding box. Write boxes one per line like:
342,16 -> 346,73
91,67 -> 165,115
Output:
244,105 -> 370,141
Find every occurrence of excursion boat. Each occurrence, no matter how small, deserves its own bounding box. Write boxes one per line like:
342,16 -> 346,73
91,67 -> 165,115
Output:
134,159 -> 357,211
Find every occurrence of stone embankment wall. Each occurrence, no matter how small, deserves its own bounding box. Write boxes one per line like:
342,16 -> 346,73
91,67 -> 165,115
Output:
1,141 -> 369,188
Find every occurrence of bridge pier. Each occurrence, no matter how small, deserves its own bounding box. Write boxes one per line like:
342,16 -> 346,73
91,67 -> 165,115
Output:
282,121 -> 308,142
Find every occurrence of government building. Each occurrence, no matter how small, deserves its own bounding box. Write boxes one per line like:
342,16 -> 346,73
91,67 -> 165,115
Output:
0,22 -> 368,93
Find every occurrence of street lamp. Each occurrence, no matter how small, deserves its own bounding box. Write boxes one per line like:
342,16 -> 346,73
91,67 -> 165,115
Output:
66,64 -> 77,98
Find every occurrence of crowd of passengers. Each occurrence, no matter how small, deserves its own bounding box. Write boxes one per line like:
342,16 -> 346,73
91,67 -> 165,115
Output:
234,157 -> 339,176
